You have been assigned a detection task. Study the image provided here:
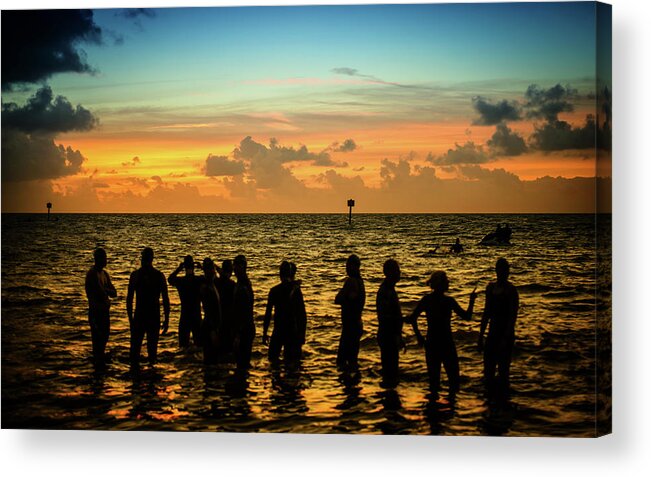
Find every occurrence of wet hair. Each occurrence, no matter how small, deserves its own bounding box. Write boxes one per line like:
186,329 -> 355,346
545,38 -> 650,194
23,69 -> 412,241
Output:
279,260 -> 292,279
141,247 -> 154,265
383,259 -> 400,278
346,254 -> 361,278
183,255 -> 194,269
426,270 -> 448,291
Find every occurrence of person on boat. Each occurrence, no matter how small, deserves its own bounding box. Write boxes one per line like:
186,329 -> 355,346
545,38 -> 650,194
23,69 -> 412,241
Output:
478,258 -> 519,397
335,254 -> 366,371
406,271 -> 476,400
84,247 -> 117,367
450,238 -> 464,254
127,247 -> 170,368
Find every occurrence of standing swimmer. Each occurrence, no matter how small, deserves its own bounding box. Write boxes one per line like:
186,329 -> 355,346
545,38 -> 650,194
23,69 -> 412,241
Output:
199,258 -> 222,364
168,255 -> 203,348
216,259 -> 236,359
376,259 -> 404,387
263,261 -> 294,365
127,247 -> 170,367
335,254 -> 366,371
84,248 -> 117,367
232,255 -> 255,370
407,271 -> 476,400
478,258 -> 519,397
287,262 -> 307,364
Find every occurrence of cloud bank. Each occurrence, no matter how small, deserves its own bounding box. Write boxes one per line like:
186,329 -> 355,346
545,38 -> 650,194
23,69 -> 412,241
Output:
1,9 -> 102,91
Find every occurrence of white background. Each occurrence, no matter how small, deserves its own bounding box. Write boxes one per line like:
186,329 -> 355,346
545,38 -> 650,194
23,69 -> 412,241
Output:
2,0 -> 650,475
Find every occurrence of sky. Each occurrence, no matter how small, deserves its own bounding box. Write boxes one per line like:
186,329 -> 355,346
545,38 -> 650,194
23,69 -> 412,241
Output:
1,2 -> 612,213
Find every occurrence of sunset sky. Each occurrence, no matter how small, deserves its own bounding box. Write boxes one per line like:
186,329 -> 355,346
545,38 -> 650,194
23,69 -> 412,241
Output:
1,3 -> 612,213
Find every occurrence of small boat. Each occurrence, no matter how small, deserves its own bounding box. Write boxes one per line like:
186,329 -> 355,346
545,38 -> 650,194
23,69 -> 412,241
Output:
479,226 -> 512,246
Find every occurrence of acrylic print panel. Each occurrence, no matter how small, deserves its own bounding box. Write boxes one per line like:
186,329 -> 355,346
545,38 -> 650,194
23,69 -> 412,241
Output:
1,2 -> 612,436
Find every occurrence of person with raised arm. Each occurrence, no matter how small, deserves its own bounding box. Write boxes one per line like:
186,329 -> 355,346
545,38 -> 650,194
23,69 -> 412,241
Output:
407,271 -> 476,400
168,255 -> 203,348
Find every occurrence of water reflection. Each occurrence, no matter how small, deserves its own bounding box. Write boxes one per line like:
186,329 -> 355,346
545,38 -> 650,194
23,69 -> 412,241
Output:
424,394 -> 455,435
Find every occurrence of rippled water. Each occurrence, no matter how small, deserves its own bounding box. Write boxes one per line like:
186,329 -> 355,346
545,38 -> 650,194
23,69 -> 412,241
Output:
1,213 -> 610,436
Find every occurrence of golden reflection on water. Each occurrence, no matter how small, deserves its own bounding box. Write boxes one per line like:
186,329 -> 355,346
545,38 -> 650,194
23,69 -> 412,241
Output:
1,213 -> 609,436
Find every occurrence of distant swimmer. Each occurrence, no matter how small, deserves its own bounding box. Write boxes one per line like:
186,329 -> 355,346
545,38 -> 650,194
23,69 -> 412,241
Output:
168,255 -> 203,348
127,247 -> 170,367
199,257 -> 221,365
84,248 -> 117,367
376,259 -> 404,387
478,258 -> 519,397
216,259 -> 236,359
450,238 -> 464,254
263,261 -> 295,364
335,254 -> 366,371
406,271 -> 476,400
232,255 -> 255,370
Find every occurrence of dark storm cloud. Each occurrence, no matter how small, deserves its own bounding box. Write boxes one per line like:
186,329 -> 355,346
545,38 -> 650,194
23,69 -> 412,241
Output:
204,154 -> 246,176
1,130 -> 86,181
487,123 -> 527,156
529,116 -> 597,151
427,142 -> 491,165
2,86 -> 98,133
1,9 -> 102,90
471,97 -> 521,125
524,84 -> 576,122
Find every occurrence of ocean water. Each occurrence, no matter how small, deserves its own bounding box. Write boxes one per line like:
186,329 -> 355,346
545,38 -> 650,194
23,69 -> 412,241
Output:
1,213 -> 610,436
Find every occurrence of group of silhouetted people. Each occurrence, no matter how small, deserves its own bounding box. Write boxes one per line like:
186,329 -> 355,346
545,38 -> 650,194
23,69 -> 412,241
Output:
85,248 -> 519,401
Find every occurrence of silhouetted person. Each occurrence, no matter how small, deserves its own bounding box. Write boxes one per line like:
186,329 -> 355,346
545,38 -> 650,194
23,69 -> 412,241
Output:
335,254 -> 366,371
84,248 -> 117,366
450,238 -> 464,254
216,259 -> 236,358
232,254 -> 255,370
263,261 -> 294,364
168,255 -> 203,347
503,224 -> 513,242
376,259 -> 404,387
288,262 -> 307,363
478,258 -> 519,397
127,247 -> 170,367
407,271 -> 476,400
200,257 -> 222,364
